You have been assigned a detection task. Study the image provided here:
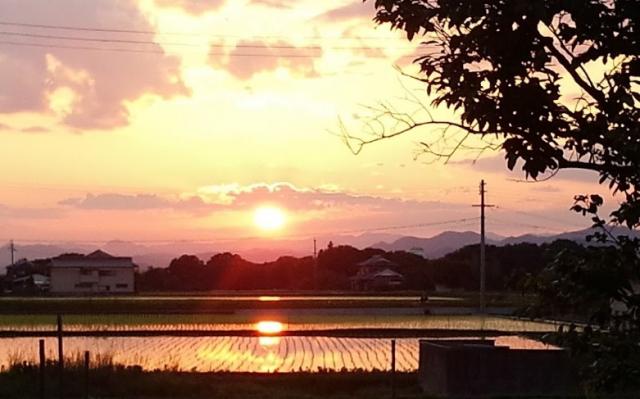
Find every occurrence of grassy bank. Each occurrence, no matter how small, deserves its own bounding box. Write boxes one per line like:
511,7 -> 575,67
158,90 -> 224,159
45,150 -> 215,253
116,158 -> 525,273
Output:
0,292 -> 529,315
0,362 -> 422,399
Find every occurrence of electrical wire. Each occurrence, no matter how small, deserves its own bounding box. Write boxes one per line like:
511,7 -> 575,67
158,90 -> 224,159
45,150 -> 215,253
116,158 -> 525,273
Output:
1,217 -> 480,245
0,39 -> 418,59
0,20 -> 407,41
0,30 -> 415,52
491,205 -> 587,229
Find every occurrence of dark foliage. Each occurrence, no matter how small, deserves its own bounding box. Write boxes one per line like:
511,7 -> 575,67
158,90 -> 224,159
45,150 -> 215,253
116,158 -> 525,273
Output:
527,198 -> 640,391
137,241 -> 572,293
362,0 -> 639,392
0,361 -> 420,399
366,0 -> 639,227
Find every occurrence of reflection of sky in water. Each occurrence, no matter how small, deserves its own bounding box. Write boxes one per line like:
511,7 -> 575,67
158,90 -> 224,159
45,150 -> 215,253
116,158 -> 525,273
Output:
0,335 -> 556,373
259,336 -> 280,347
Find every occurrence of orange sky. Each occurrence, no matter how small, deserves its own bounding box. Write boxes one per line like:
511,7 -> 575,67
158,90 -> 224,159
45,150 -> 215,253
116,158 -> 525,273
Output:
0,0 -> 610,245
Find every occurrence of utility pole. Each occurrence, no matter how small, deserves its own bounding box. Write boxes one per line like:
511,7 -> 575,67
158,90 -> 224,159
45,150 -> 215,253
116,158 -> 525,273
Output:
313,238 -> 317,291
9,240 -> 17,266
313,238 -> 317,259
473,180 -> 494,313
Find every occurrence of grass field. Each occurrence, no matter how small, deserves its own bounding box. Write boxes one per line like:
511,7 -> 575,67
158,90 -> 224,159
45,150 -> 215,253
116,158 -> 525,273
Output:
0,292 -> 531,314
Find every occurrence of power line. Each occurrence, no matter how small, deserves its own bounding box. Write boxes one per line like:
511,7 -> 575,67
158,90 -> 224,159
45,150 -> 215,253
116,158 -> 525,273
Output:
0,39 -> 417,59
488,217 -> 572,232
327,217 -> 480,236
0,20 -> 406,42
1,217 -> 480,245
491,205 -> 587,229
0,30 -> 415,52
0,40 -> 315,58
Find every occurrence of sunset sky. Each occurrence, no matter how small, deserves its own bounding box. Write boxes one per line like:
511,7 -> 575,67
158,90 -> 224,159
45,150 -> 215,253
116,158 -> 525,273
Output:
0,0 -> 610,247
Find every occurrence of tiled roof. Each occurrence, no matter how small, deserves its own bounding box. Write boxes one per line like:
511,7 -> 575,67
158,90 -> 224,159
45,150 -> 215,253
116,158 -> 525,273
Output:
356,255 -> 398,267
51,250 -> 134,268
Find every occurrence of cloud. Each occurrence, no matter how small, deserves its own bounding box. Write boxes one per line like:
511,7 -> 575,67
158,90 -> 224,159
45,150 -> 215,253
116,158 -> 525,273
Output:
60,193 -> 175,210
59,183 -> 463,215
21,126 -> 51,133
249,0 -> 295,8
531,185 -> 562,193
316,2 -> 377,22
213,40 -> 321,80
0,0 -> 188,130
154,0 -> 225,14
197,182 -> 461,213
452,154 -> 601,184
0,203 -> 64,219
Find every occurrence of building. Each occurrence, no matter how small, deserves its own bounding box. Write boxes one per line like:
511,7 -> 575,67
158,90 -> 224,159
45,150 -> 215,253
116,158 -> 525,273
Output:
49,250 -> 136,294
350,255 -> 405,291
409,247 -> 425,258
4,258 -> 51,294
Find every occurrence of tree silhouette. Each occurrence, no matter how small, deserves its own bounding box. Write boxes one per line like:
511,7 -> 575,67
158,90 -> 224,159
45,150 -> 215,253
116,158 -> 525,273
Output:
354,0 -> 639,391
346,0 -> 639,227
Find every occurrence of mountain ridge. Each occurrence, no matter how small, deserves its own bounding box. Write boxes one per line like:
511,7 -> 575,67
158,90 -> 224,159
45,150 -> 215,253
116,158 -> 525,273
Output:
3,227 -> 638,270
371,226 -> 640,258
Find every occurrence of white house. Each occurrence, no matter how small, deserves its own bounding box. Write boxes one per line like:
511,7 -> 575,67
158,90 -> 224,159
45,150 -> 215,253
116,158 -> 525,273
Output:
49,250 -> 136,294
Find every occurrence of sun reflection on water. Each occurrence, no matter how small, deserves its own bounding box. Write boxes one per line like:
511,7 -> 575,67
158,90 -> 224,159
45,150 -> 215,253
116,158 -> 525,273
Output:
255,320 -> 284,335
258,336 -> 281,347
258,296 -> 281,302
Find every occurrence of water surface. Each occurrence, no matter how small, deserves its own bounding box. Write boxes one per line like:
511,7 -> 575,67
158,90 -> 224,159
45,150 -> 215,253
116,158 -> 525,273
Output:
0,335 -> 554,373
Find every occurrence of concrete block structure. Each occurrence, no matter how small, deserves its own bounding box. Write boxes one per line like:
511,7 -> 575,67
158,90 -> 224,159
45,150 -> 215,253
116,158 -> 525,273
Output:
418,339 -> 579,397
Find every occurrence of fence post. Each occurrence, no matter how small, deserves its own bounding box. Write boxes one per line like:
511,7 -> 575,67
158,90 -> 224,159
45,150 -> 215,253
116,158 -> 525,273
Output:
391,339 -> 396,399
84,351 -> 90,399
57,314 -> 63,399
39,339 -> 45,399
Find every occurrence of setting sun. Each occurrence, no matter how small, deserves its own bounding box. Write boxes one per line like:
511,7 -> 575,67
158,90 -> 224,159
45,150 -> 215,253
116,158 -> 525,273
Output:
254,206 -> 286,231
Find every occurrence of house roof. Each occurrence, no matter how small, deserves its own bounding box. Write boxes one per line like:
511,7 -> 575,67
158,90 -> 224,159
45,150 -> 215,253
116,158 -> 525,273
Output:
371,268 -> 404,278
86,250 -> 115,259
51,250 -> 135,268
357,255 -> 398,268
350,267 -> 404,282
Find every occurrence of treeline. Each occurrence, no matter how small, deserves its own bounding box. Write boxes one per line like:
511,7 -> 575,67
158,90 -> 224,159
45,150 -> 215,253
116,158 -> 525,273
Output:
137,239 -> 585,292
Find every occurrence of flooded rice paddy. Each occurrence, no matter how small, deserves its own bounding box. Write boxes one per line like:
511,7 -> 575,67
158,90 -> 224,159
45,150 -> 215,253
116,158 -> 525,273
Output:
0,335 -> 555,373
0,315 -> 557,333
0,314 -> 560,372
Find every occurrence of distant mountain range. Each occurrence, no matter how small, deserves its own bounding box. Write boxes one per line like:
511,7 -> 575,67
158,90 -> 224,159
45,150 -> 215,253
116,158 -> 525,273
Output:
371,226 -> 640,258
2,227 -> 638,272
0,232 -> 401,272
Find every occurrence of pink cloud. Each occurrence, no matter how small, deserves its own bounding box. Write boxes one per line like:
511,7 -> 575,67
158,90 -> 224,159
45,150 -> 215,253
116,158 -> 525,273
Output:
0,0 -> 188,130
213,40 -> 321,79
0,203 -> 65,219
316,2 -> 377,22
21,126 -> 50,133
59,194 -> 174,210
249,0 -> 296,8
154,0 -> 225,14
58,183 -> 462,215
